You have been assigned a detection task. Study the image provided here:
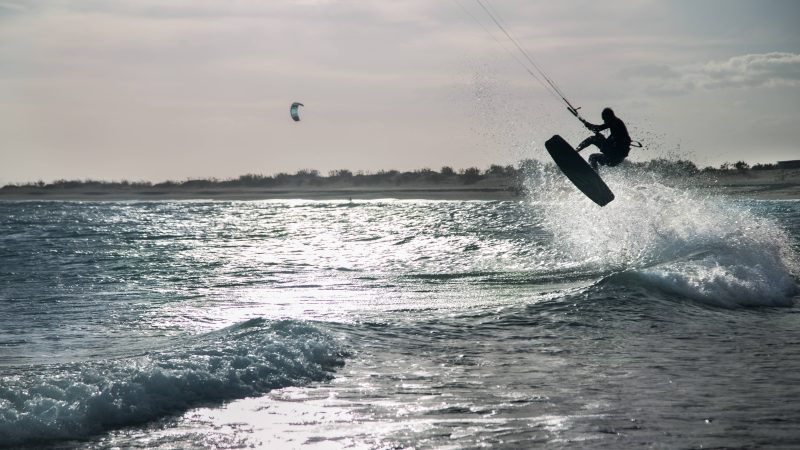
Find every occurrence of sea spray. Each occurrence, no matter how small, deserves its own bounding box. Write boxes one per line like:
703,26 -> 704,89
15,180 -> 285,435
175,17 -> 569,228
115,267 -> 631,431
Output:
524,162 -> 799,306
0,319 -> 346,447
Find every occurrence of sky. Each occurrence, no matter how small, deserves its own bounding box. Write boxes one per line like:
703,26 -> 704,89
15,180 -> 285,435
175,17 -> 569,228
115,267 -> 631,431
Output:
1,0 -> 799,183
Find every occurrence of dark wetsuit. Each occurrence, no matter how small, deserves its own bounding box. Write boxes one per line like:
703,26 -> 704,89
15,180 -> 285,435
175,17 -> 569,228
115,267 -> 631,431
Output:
577,116 -> 631,170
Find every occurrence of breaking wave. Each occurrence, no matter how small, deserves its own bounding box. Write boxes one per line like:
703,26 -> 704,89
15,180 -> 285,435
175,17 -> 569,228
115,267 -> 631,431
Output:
525,162 -> 799,307
0,319 -> 345,447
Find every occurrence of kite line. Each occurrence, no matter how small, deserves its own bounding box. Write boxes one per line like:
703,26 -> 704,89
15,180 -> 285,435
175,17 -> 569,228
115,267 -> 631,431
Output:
456,0 -> 586,121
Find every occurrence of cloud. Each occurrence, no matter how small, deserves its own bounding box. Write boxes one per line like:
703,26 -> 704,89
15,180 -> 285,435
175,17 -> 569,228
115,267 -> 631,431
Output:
696,52 -> 800,88
630,52 -> 800,95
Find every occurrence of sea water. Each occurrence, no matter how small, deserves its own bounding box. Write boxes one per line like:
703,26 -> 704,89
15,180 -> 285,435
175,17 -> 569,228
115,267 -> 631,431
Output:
1,168 -> 799,449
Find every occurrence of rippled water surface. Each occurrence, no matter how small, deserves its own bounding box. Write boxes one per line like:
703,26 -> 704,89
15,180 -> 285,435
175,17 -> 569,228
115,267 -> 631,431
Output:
2,178 -> 800,448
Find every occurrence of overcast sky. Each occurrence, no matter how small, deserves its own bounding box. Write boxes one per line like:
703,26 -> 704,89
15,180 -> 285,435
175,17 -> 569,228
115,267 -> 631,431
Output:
2,0 -> 799,183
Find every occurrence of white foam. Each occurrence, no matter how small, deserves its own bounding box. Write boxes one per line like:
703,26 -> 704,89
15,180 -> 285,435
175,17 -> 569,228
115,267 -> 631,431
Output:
0,319 -> 345,447
524,162 -> 799,307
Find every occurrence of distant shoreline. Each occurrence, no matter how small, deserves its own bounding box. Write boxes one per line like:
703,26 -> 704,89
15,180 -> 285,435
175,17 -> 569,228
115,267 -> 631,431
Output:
2,166 -> 799,201
1,181 -> 799,201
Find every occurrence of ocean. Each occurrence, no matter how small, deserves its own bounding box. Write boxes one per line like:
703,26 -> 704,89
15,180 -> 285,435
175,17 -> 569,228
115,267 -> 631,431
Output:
1,168 -> 799,449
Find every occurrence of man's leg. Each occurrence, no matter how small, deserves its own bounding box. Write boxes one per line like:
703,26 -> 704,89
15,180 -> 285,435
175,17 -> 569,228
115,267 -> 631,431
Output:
575,133 -> 606,152
588,153 -> 606,170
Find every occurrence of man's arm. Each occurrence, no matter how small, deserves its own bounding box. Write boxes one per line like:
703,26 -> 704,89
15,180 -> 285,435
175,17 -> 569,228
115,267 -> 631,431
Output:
579,118 -> 608,133
568,107 -> 608,133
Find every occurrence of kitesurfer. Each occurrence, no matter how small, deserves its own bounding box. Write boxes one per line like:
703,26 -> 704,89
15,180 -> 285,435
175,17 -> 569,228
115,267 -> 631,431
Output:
574,107 -> 631,170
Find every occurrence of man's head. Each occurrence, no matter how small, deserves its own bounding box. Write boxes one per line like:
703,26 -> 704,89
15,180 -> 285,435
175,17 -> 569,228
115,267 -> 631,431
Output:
601,107 -> 615,123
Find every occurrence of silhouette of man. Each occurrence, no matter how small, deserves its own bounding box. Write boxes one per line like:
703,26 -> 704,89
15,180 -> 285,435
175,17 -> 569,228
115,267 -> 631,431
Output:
574,107 -> 631,170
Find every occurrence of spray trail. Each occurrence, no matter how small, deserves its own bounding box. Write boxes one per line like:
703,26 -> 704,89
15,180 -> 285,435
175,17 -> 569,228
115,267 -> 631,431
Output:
524,163 -> 799,307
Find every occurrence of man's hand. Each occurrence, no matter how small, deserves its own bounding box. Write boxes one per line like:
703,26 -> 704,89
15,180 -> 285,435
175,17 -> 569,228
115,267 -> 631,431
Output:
583,120 -> 602,133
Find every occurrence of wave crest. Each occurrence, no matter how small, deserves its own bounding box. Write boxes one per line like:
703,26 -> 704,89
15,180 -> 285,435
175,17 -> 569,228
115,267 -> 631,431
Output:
0,319 -> 345,447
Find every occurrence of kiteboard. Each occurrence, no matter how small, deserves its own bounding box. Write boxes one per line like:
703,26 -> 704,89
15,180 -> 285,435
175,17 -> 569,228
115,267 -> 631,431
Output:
545,134 -> 615,206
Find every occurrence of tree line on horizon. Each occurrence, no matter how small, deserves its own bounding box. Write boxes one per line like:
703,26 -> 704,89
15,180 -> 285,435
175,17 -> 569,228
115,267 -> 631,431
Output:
0,158 -> 785,191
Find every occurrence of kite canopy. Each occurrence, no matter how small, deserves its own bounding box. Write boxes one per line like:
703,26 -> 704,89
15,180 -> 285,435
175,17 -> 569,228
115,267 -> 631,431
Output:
290,102 -> 304,121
